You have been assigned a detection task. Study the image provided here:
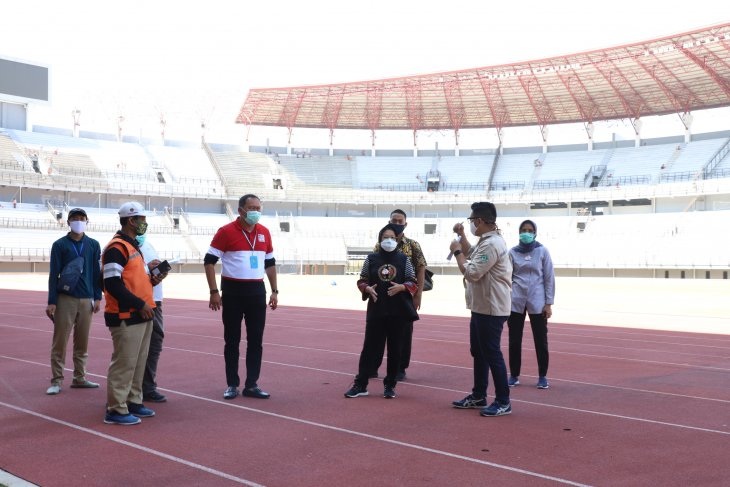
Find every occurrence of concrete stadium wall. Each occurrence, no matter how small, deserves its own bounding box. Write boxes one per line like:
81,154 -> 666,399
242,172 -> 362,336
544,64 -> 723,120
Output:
3,260 -> 724,279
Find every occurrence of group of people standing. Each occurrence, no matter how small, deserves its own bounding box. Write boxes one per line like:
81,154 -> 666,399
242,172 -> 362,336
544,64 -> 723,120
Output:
45,195 -> 554,425
46,203 -> 169,425
347,202 -> 555,420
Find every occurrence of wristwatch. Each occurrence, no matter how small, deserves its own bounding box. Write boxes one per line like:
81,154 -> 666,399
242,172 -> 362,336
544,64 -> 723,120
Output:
453,250 -> 462,256
210,289 -> 219,294
272,289 -> 279,294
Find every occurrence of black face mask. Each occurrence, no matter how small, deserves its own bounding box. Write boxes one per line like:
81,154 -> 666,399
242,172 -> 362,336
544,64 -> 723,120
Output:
390,223 -> 406,236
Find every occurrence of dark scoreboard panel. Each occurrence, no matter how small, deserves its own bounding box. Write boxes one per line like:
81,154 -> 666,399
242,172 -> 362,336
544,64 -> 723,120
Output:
0,57 -> 49,103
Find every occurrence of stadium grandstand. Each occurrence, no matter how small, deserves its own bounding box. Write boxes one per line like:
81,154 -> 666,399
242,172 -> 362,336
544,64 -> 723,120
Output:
1,23 -> 730,279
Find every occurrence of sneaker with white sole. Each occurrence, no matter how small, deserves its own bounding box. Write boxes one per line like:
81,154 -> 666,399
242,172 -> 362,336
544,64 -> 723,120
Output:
537,377 -> 550,389
452,394 -> 487,409
508,376 -> 520,387
344,384 -> 368,398
480,401 -> 512,417
104,411 -> 141,425
46,384 -> 61,395
383,386 -> 396,399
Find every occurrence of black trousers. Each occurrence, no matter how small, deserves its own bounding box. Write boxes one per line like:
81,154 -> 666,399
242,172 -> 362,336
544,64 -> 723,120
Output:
507,310 -> 549,378
355,316 -> 409,389
370,320 -> 414,375
222,293 -> 267,389
142,302 -> 164,395
470,313 -> 510,404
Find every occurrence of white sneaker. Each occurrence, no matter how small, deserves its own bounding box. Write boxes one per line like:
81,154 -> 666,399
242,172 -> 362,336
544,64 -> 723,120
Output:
46,384 -> 61,395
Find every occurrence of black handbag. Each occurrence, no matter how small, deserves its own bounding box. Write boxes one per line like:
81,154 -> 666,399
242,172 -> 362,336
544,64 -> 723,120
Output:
423,268 -> 434,291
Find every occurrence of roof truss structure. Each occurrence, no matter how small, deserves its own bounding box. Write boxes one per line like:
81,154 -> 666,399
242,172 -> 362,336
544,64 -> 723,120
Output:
236,23 -> 730,132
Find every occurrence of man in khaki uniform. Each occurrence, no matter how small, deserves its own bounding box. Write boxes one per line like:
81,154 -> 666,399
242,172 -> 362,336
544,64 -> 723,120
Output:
449,202 -> 513,417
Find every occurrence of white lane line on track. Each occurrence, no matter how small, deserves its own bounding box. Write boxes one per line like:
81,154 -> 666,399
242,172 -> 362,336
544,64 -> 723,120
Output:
3,321 -> 730,397
0,401 -> 264,487
3,354 -> 730,427
4,321 -> 728,366
0,395 -> 589,486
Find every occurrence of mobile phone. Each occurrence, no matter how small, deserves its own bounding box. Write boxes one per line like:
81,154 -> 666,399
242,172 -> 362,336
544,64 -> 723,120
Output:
152,260 -> 172,276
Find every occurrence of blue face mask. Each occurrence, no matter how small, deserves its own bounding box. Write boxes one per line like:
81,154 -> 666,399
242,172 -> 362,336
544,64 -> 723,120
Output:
244,210 -> 261,225
519,232 -> 535,244
136,234 -> 147,246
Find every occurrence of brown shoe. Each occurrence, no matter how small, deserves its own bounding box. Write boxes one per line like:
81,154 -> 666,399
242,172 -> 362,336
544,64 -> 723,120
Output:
70,380 -> 100,388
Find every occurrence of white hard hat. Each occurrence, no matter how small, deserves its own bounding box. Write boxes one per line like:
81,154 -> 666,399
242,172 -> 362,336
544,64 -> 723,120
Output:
118,201 -> 147,218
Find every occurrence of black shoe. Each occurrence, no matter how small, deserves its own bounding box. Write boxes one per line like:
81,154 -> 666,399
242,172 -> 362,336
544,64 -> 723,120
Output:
223,387 -> 239,400
242,387 -> 270,399
144,390 -> 167,403
344,384 -> 368,398
383,387 -> 396,399
452,394 -> 487,409
395,371 -> 406,381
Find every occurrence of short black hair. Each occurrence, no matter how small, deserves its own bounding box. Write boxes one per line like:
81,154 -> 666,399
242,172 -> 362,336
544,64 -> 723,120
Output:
390,209 -> 407,220
470,201 -> 497,224
239,194 -> 260,208
378,223 -> 399,242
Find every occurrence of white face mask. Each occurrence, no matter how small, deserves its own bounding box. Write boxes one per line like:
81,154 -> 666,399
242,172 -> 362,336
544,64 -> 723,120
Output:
469,220 -> 480,236
381,238 -> 397,252
69,221 -> 87,234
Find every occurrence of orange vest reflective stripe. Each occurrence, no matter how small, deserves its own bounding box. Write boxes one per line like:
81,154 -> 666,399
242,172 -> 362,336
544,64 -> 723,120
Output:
103,236 -> 154,321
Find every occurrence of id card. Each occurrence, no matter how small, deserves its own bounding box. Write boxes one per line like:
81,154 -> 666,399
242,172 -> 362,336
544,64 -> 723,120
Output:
250,255 -> 259,269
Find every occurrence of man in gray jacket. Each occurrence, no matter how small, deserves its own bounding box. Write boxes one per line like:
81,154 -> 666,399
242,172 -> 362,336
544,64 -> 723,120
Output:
449,202 -> 513,417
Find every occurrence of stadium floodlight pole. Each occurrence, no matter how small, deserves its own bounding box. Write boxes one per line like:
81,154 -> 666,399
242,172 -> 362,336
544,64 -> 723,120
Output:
584,122 -> 594,151
679,112 -> 693,143
631,118 -> 642,148
160,112 -> 166,143
117,115 -> 125,142
71,109 -> 81,138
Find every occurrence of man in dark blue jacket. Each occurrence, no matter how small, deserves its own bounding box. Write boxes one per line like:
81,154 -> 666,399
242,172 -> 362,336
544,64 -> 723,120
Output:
45,208 -> 102,395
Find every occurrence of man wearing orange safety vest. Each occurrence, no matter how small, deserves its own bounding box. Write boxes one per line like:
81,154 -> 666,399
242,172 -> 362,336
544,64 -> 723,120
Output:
101,202 -> 166,425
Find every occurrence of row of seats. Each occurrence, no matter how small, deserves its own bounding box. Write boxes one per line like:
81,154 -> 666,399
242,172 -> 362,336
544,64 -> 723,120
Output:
0,131 -> 224,197
3,129 -> 728,201
3,206 -> 728,268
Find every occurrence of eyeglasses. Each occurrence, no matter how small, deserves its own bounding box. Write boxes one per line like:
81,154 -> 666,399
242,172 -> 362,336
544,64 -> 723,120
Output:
467,217 -> 480,222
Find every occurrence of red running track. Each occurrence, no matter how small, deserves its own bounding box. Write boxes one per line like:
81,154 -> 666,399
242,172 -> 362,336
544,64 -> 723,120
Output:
1,289 -> 729,486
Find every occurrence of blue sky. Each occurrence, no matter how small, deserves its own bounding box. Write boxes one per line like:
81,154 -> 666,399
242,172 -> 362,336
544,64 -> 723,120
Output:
1,0 -> 727,147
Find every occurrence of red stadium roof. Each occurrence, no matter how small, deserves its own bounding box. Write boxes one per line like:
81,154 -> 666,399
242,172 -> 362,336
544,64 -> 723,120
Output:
237,23 -> 730,132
